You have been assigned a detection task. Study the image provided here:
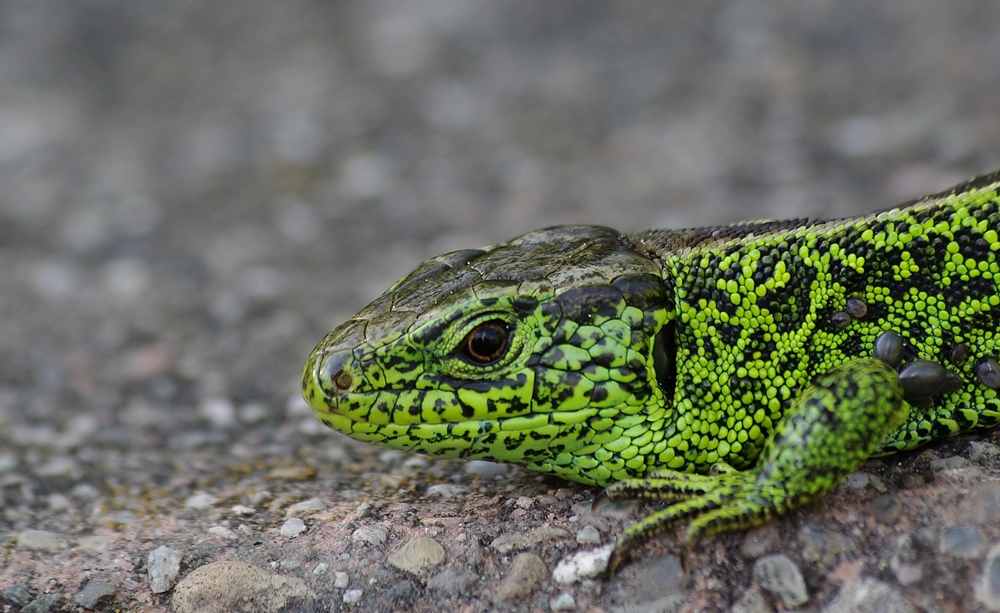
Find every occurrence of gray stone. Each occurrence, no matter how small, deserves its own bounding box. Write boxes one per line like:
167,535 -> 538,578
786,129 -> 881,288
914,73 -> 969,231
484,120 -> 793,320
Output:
491,524 -> 569,553
551,592 -> 576,611
334,571 -> 349,588
753,554 -> 808,608
603,553 -> 688,613
343,588 -> 363,604
978,545 -> 1000,611
740,523 -> 781,559
939,525 -> 986,559
576,525 -> 602,545
285,497 -> 327,517
427,566 -> 480,594
17,529 -> 69,553
21,594 -> 63,613
2,585 -> 32,607
387,536 -> 446,576
76,535 -> 109,551
279,517 -> 306,537
72,578 -> 116,608
464,460 -> 510,478
798,523 -> 853,564
171,561 -> 316,613
351,524 -> 388,545
148,545 -> 182,594
822,578 -> 916,613
496,553 -> 548,602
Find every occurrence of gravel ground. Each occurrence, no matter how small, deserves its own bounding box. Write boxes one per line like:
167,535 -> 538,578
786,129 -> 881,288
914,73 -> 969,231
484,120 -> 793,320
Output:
2,2 -> 1000,612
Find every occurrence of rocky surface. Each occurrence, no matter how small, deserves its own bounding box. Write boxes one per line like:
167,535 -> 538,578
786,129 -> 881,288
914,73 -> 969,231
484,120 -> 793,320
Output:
2,2 -> 1000,612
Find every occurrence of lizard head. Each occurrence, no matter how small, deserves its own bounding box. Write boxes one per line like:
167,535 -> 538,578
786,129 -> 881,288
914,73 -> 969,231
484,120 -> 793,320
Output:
302,225 -> 675,486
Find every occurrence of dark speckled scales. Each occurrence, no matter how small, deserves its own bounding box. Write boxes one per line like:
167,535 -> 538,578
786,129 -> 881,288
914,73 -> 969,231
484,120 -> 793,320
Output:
621,172 -> 1000,472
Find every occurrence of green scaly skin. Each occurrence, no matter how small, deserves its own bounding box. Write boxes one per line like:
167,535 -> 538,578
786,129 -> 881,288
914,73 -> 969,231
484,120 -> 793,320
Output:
303,170 -> 1000,573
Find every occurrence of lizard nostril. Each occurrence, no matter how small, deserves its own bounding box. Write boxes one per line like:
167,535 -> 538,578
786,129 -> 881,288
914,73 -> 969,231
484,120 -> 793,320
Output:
321,351 -> 354,392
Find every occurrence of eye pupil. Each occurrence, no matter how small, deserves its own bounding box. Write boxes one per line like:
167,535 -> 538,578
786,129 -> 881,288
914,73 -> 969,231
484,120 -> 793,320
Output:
464,321 -> 509,364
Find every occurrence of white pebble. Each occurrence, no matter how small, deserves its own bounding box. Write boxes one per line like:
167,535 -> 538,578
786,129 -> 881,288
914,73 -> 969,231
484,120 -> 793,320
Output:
343,588 -> 363,604
553,544 -> 613,584
147,546 -> 182,594
280,518 -> 307,537
208,526 -> 237,540
334,571 -> 349,588
185,493 -> 219,509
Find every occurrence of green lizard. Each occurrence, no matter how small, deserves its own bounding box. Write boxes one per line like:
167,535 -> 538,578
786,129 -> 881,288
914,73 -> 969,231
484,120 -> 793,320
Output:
302,169 -> 1000,573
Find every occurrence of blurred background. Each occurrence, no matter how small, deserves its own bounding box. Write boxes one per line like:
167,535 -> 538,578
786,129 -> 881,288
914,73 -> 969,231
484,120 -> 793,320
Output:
2,0 -> 1000,542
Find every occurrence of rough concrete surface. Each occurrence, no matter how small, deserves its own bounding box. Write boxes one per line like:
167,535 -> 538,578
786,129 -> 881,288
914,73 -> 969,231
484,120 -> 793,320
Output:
1,2 -> 1000,612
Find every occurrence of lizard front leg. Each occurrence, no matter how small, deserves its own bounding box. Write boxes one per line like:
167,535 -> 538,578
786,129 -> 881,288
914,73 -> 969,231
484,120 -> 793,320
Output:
602,357 -> 908,575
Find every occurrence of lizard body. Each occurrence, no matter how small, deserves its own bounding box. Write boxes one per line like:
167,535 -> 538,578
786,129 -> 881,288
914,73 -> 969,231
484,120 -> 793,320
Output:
303,170 -> 1000,571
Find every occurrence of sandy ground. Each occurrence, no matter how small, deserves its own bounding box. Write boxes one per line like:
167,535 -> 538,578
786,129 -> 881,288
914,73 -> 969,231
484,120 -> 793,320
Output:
2,2 -> 1000,612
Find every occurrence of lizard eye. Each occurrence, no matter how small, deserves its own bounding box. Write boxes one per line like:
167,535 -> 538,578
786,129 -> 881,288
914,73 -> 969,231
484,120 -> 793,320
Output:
460,320 -> 510,365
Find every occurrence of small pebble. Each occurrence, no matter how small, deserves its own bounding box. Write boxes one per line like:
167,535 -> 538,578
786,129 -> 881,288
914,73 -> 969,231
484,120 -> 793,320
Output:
2,585 -> 33,607
334,571 -> 349,588
929,455 -> 968,470
978,546 -> 1000,611
426,483 -> 467,497
208,526 -> 237,540
171,561 -> 316,613
550,592 -> 576,611
230,505 -> 255,515
753,554 -> 808,608
184,493 -> 219,509
464,460 -> 510,478
740,523 -> 781,559
731,589 -> 771,613
312,563 -> 328,576
72,578 -> 116,609
844,472 -> 870,491
20,594 -> 62,613
427,567 -> 480,594
280,518 -> 307,537
553,543 -> 613,584
576,525 -> 602,545
940,525 -> 986,559
76,535 -> 109,551
286,498 -> 327,517
387,536 -> 446,576
496,553 -> 548,602
17,530 -> 69,553
890,533 -> 930,587
343,588 -> 363,604
603,554 -> 687,612
351,525 -> 388,546
266,466 -> 316,481
970,441 -> 1000,463
491,525 -> 568,553
147,545 -> 182,594
822,577 -> 916,613
869,494 -> 903,526
798,524 -> 852,564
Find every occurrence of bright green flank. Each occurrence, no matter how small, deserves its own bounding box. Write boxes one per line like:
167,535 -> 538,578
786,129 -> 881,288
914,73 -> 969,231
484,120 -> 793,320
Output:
303,170 -> 1000,572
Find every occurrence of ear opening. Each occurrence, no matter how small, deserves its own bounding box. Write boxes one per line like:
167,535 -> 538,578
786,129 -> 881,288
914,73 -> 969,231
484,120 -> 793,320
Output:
651,322 -> 676,403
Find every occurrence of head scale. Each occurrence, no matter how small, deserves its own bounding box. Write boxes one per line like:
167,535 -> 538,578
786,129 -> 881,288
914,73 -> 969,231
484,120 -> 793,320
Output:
302,226 -> 676,486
